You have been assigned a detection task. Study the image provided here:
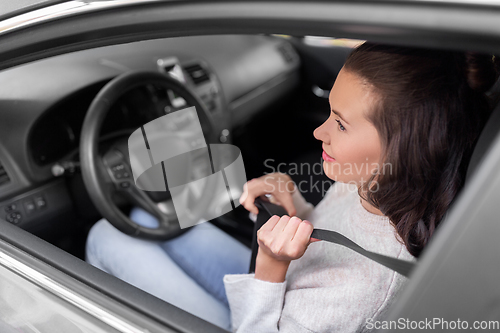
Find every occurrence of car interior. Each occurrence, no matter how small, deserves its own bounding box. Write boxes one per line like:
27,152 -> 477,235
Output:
0,34 -> 349,259
1,19 -> 500,331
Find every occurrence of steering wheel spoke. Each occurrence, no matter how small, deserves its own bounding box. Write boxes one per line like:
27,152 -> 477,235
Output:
119,183 -> 170,226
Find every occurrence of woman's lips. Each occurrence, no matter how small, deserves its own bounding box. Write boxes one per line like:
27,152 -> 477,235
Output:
322,150 -> 336,162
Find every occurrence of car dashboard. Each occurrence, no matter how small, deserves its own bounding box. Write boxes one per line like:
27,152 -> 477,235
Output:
0,34 -> 300,233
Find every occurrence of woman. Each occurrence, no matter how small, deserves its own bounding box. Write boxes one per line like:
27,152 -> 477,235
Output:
86,42 -> 496,332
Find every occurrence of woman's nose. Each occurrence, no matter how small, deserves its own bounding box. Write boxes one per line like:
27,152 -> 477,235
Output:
313,118 -> 330,144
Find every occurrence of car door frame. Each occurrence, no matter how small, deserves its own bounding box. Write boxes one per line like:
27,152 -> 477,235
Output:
1,0 -> 500,332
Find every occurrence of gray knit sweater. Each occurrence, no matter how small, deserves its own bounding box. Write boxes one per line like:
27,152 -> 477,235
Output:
223,181 -> 415,332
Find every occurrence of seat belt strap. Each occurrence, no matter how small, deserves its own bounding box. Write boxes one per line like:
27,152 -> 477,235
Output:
310,228 -> 414,277
249,197 -> 415,277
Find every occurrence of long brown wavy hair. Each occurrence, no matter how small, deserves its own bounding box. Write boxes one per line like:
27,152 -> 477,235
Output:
343,43 -> 497,257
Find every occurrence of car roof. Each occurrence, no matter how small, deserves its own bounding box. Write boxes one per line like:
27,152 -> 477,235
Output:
2,0 -> 500,72
0,0 -> 67,21
2,0 -> 500,34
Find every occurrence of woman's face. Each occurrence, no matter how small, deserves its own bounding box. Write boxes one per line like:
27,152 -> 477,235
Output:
313,68 -> 382,187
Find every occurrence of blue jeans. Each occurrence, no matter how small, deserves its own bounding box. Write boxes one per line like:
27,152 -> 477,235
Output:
85,208 -> 252,331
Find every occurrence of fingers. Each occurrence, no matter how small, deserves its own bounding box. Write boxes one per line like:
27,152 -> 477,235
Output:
259,215 -> 281,232
279,195 -> 297,217
273,215 -> 292,234
291,220 -> 314,246
258,216 -> 317,261
239,174 -> 297,216
281,216 -> 302,241
239,179 -> 261,215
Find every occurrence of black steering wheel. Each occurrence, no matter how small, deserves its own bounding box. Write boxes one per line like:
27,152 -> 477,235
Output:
80,71 -> 219,240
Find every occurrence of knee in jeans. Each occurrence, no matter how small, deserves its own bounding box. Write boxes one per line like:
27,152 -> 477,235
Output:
85,219 -> 113,267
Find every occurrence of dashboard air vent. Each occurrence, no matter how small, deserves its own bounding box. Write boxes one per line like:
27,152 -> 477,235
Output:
184,64 -> 210,85
0,161 -> 10,186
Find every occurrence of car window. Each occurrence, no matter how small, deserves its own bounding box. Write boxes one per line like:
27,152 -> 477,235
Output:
0,253 -> 143,333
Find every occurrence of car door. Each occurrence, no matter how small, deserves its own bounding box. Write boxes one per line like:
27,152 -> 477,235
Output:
0,219 -> 226,332
1,1 -> 500,333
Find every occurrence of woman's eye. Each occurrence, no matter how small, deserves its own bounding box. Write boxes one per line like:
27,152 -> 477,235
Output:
335,119 -> 346,132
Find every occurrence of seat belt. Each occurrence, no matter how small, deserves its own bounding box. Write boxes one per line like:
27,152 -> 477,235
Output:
248,197 -> 415,277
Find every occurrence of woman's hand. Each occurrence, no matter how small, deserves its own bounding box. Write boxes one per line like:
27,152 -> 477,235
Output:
254,215 -> 321,282
239,172 -> 297,216
257,215 -> 320,261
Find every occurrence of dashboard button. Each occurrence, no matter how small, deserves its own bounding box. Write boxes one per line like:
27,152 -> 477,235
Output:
34,197 -> 46,209
6,211 -> 22,224
5,203 -> 17,212
24,200 -> 36,214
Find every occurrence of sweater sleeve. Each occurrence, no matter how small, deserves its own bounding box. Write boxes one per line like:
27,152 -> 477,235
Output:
223,268 -> 408,333
223,273 -> 287,333
248,188 -> 314,222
